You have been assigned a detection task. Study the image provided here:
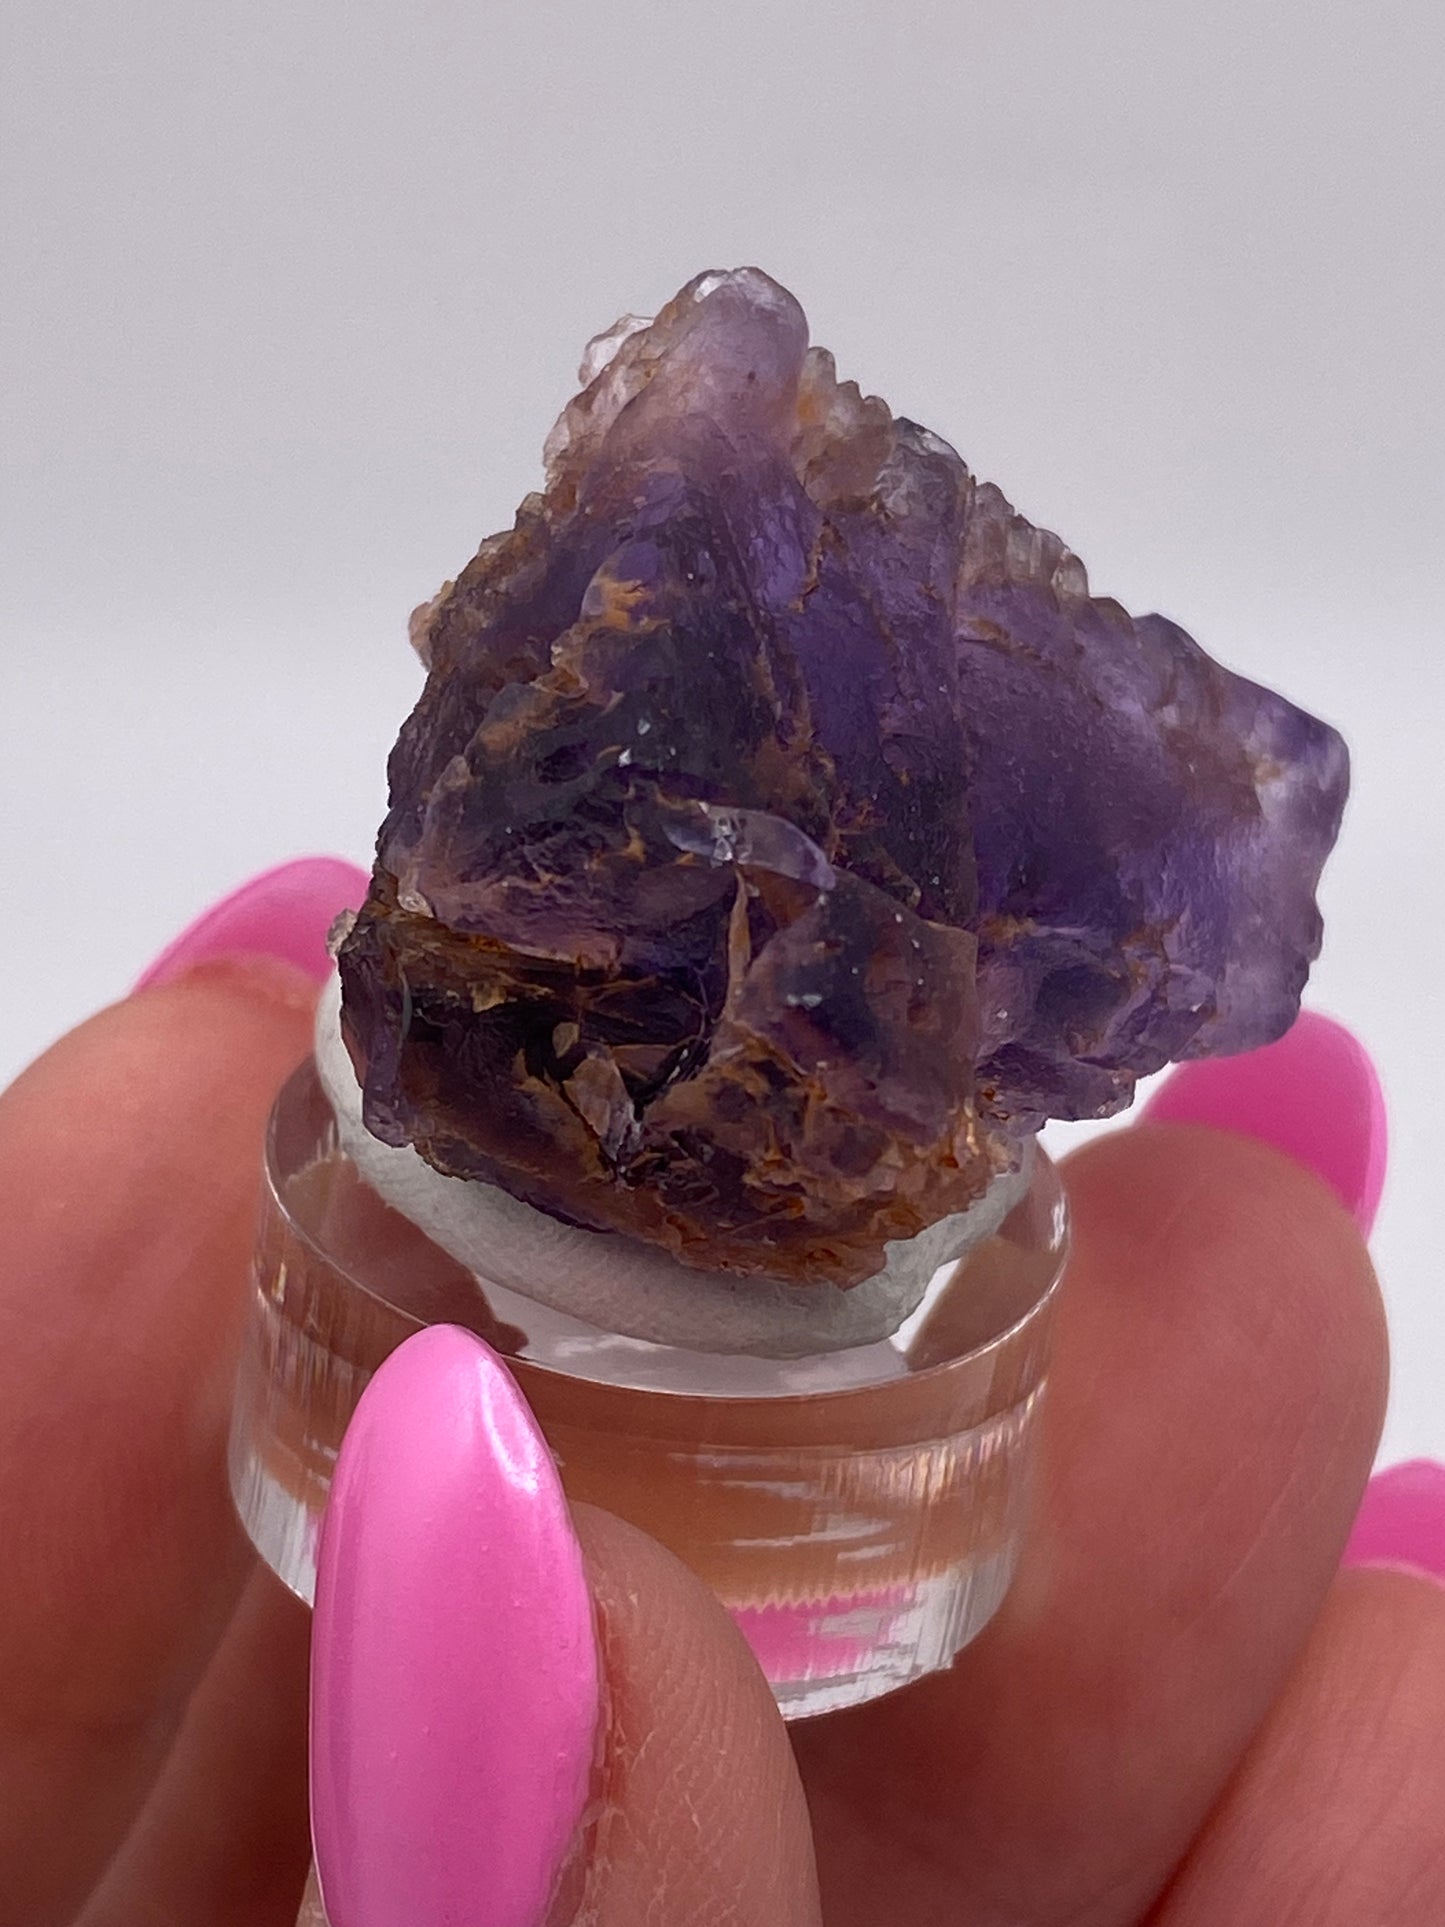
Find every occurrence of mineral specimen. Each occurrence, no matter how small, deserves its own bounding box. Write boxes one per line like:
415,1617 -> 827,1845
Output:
338,268 -> 1347,1288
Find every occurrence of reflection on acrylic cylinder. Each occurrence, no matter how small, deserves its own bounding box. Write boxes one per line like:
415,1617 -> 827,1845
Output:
230,1057 -> 1067,1720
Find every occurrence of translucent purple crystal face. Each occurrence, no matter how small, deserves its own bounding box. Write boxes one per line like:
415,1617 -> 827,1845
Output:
338,268 -> 1347,1287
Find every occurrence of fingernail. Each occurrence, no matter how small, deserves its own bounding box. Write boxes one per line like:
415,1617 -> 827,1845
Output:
1343,1460 -> 1445,1586
134,856 -> 371,991
311,1326 -> 599,1927
1142,1010 -> 1388,1237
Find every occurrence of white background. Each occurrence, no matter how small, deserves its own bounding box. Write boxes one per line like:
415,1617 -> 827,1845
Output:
3,1 -> 1441,1458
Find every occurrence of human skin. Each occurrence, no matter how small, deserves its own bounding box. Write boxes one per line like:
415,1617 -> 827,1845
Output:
1,959 -> 1441,1926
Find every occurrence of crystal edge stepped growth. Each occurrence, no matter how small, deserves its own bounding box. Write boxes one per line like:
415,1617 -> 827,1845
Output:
338,268 -> 1347,1290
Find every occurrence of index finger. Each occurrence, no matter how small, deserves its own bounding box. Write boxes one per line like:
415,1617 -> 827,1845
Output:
0,961 -> 318,1922
795,1120 -> 1388,1927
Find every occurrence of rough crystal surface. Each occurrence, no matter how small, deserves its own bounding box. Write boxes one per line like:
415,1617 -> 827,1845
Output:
339,268 -> 1347,1287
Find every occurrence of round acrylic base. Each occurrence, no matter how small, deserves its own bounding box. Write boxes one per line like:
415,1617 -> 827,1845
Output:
230,1059 -> 1067,1719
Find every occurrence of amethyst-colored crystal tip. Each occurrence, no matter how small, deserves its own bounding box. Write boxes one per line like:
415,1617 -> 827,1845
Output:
338,267 -> 1348,1287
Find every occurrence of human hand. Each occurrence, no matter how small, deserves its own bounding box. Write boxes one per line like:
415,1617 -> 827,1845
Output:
2,861 -> 1440,1927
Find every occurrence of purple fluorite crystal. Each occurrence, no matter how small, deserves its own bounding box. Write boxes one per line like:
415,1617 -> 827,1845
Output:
338,268 -> 1347,1287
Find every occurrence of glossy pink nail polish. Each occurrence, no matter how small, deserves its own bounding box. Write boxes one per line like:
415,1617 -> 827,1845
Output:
310,1325 -> 599,1927
1343,1460 -> 1445,1585
1142,1009 -> 1387,1236
134,856 -> 370,990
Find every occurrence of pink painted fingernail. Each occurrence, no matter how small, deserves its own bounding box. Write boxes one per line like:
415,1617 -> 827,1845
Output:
1343,1460 -> 1445,1585
1142,1010 -> 1387,1237
134,856 -> 370,991
311,1325 -> 599,1927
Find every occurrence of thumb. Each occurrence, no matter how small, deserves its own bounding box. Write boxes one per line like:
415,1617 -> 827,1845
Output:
307,1326 -> 820,1927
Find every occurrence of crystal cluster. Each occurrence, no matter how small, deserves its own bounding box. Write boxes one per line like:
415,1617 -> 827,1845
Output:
338,269 -> 1347,1288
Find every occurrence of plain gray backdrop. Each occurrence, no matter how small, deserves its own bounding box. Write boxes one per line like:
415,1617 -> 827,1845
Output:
3,0 -> 1442,1456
